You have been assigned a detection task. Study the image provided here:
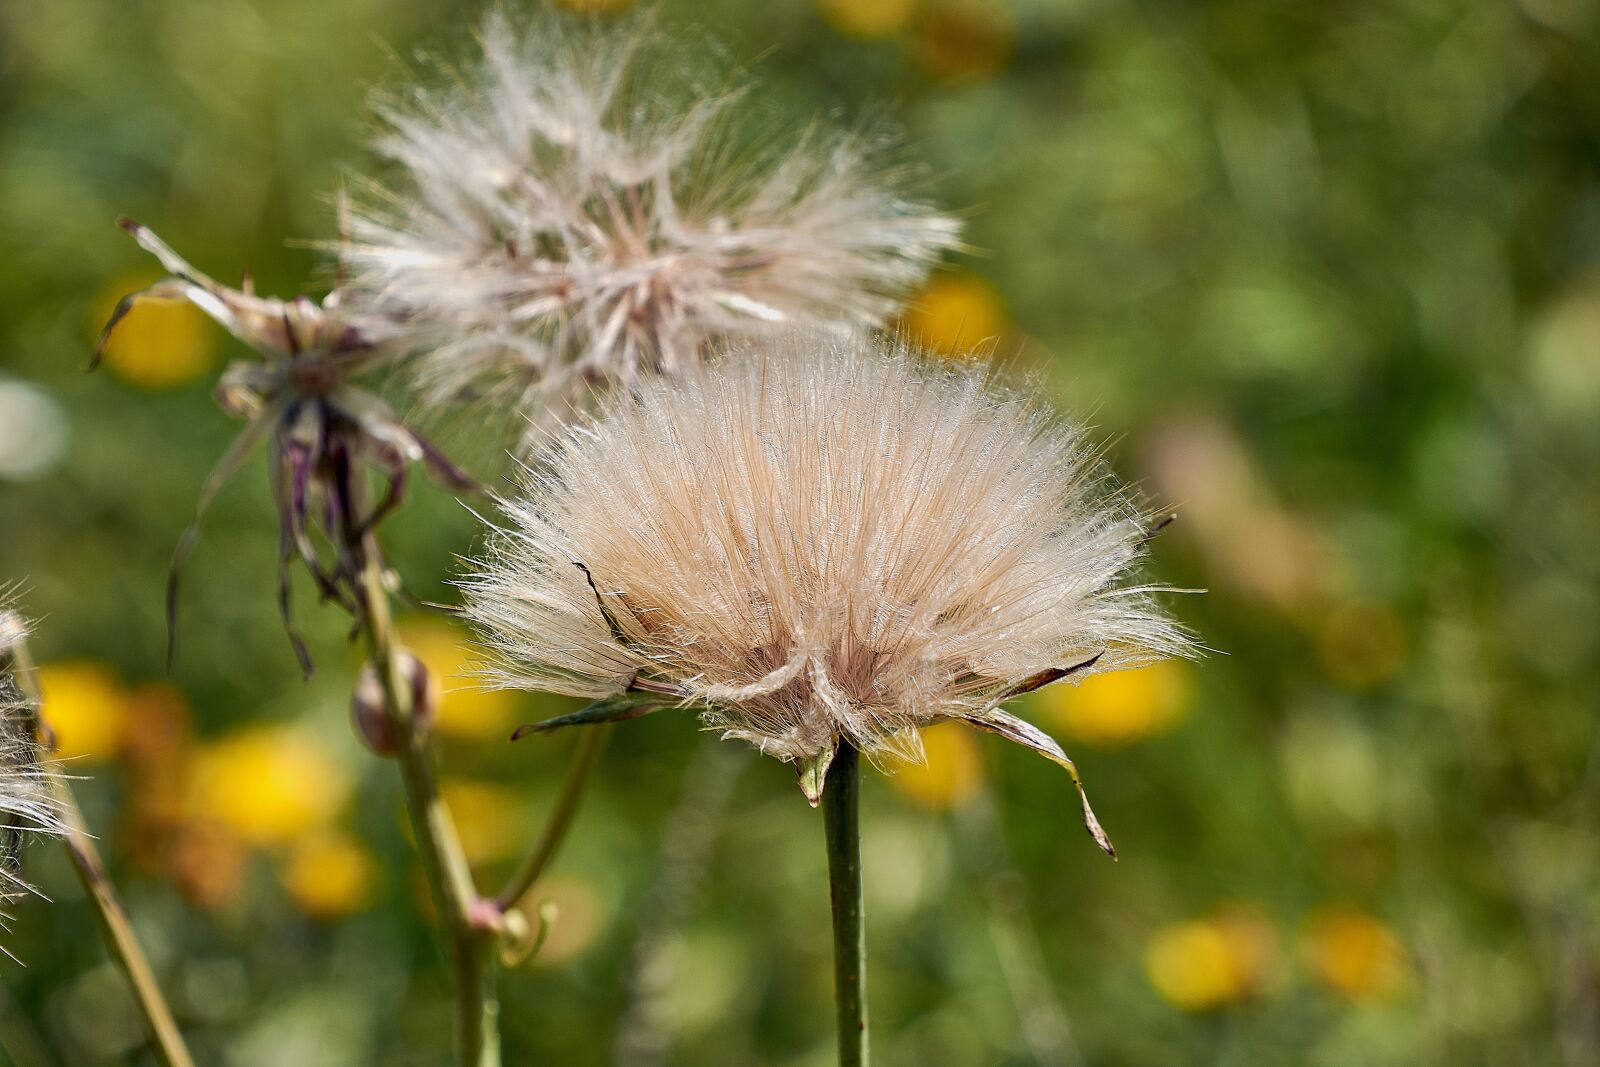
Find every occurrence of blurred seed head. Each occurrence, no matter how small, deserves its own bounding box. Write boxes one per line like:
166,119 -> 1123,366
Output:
1,610 -> 68,951
343,9 -> 960,447
463,331 -> 1190,822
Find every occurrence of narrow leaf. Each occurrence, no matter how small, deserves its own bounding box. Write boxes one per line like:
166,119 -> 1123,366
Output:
963,710 -> 1117,859
510,693 -> 663,741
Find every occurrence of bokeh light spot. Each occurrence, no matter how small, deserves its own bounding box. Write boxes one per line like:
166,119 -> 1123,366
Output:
36,660 -> 126,764
189,726 -> 351,848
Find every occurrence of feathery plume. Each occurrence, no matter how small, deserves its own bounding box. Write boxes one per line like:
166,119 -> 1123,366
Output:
343,9 -> 960,443
1,609 -> 67,954
97,220 -> 478,673
462,332 -> 1192,853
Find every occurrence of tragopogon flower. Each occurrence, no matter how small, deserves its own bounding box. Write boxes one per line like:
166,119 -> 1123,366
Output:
462,332 -> 1192,854
1,610 -> 67,955
97,221 -> 477,672
343,10 -> 960,444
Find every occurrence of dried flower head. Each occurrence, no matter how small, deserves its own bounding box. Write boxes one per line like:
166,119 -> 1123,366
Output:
97,221 -> 477,672
462,332 -> 1192,853
1,610 -> 67,954
343,10 -> 960,444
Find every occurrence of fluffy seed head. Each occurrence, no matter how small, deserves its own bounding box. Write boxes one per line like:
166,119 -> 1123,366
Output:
463,332 -> 1191,798
343,10 -> 960,442
1,611 -> 67,945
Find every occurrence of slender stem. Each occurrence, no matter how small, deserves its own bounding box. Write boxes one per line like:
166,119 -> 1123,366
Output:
822,740 -> 868,1067
352,545 -> 499,1067
2,641 -> 195,1067
494,726 -> 607,912
53,784 -> 198,1067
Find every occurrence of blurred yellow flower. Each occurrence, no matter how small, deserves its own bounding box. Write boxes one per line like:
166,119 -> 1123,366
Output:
818,0 -> 919,39
1304,906 -> 1410,1001
886,723 -> 985,810
915,2 -> 1013,83
903,272 -> 1008,355
1315,602 -> 1407,689
398,617 -> 519,741
440,779 -> 524,866
36,660 -> 126,763
189,726 -> 350,847
1039,660 -> 1192,748
91,271 -> 219,389
282,830 -> 378,919
1145,907 -> 1278,1011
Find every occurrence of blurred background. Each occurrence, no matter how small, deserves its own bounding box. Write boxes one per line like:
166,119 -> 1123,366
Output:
2,0 -> 1599,1064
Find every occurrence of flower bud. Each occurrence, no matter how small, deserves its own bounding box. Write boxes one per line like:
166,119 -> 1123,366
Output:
350,650 -> 437,756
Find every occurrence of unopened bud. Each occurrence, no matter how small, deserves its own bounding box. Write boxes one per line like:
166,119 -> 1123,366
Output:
350,650 -> 437,756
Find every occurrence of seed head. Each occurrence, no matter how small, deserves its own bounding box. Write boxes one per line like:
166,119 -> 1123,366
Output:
462,332 -> 1192,852
343,10 -> 960,444
1,610 -> 67,952
97,220 -> 478,673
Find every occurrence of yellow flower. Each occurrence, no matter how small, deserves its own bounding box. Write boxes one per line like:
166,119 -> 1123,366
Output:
818,0 -> 919,39
189,726 -> 350,847
1304,906 -> 1410,1001
902,273 -> 1008,356
36,661 -> 126,763
398,617 -> 519,741
886,723 -> 985,810
1039,660 -> 1192,748
1145,908 -> 1277,1011
282,830 -> 377,919
91,271 -> 219,389
440,779 -> 524,866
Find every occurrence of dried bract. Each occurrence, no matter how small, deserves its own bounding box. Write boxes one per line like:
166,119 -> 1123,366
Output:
343,10 -> 960,445
463,332 -> 1192,853
98,221 -> 477,672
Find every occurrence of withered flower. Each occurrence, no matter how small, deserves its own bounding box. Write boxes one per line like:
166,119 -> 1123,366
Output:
343,10 -> 960,447
98,220 -> 477,672
462,332 -> 1192,854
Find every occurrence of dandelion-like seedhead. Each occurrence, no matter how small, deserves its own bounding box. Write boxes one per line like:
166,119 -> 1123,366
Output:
1,611 -> 66,950
344,9 -> 960,444
97,221 -> 477,672
463,332 -> 1192,851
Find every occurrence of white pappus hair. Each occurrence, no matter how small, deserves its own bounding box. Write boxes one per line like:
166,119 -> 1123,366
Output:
343,9 -> 960,444
462,331 -> 1192,851
1,611 -> 67,952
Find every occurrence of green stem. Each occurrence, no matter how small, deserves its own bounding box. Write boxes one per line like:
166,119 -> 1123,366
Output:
353,547 -> 498,1067
54,786 -> 198,1067
822,740 -> 868,1067
3,639 -> 195,1067
494,726 -> 607,912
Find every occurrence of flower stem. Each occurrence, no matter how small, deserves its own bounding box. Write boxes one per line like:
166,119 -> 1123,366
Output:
353,546 -> 499,1067
494,725 -> 606,912
53,784 -> 198,1067
2,640 -> 195,1067
822,740 -> 868,1067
